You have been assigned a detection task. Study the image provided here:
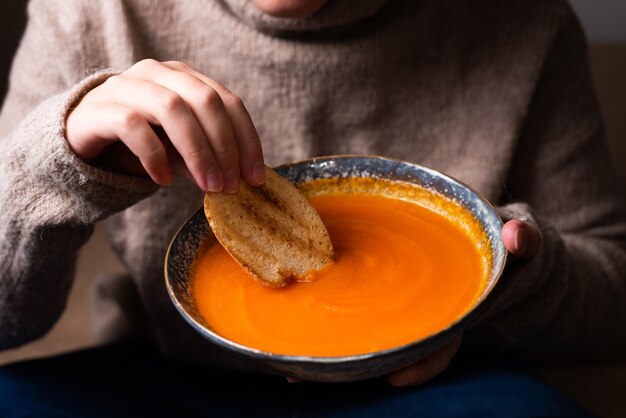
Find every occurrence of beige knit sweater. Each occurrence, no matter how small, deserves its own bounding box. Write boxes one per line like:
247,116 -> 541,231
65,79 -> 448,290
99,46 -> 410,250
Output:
1,0 -> 625,366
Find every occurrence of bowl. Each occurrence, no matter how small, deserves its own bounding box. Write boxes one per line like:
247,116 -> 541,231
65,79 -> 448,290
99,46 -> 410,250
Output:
165,155 -> 506,382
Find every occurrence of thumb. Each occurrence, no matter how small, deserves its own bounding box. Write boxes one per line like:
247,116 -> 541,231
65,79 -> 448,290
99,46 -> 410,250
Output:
502,220 -> 541,259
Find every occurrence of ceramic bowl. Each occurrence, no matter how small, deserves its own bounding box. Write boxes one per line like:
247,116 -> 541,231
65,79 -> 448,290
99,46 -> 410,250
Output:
165,155 -> 506,382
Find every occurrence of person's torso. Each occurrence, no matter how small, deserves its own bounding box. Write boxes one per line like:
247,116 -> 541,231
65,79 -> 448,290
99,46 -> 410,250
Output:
84,0 -> 564,363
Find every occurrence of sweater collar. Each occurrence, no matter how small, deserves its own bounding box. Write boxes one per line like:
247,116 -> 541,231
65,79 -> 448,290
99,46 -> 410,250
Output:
220,0 -> 391,34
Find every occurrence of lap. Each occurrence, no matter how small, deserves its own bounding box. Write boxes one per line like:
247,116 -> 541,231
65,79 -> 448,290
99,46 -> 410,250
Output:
0,341 -> 594,418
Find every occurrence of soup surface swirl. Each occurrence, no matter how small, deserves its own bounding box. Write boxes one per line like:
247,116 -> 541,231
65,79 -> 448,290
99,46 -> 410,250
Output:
192,182 -> 487,357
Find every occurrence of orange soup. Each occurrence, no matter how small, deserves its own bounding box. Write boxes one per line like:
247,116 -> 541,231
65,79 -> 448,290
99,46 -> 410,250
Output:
192,185 -> 488,357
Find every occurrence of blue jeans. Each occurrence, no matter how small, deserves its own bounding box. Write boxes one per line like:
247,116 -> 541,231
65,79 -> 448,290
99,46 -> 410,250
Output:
0,340 -> 594,417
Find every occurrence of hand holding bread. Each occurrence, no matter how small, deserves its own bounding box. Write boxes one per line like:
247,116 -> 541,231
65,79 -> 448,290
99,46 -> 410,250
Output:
66,59 -> 265,192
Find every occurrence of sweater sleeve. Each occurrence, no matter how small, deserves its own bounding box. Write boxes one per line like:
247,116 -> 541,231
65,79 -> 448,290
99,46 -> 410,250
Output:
0,2 -> 157,349
475,10 -> 626,360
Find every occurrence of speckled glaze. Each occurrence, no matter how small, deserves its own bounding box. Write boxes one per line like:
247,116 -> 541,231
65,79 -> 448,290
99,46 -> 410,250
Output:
165,155 -> 507,382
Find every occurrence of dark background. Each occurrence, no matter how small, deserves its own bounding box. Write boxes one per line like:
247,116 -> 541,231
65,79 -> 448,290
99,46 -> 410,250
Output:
0,1 -> 27,100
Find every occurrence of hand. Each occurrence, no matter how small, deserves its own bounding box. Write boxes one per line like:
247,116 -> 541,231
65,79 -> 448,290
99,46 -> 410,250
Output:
387,334 -> 462,386
66,59 -> 265,192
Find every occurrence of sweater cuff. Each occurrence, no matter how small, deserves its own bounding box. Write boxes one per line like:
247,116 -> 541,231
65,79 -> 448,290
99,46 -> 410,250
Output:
7,70 -> 159,225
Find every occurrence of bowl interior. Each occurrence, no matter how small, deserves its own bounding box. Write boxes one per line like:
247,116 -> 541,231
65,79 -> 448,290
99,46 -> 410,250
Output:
165,156 -> 506,380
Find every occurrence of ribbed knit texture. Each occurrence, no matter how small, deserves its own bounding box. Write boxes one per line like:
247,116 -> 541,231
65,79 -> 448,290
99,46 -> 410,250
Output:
1,0 -> 625,364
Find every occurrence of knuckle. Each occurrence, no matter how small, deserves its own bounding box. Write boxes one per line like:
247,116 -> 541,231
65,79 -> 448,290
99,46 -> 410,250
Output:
116,109 -> 142,131
134,58 -> 160,71
212,141 -> 239,161
143,142 -> 165,160
241,133 -> 261,147
196,87 -> 222,109
187,141 -> 212,162
222,91 -> 244,109
157,91 -> 185,114
165,60 -> 190,71
237,133 -> 262,158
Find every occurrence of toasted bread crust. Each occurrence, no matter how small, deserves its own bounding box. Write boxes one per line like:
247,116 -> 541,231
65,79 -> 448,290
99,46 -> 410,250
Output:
204,167 -> 334,287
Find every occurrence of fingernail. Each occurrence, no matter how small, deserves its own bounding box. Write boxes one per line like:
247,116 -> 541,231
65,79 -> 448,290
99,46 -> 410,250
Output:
286,377 -> 300,384
251,161 -> 265,185
514,226 -> 527,254
223,170 -> 239,193
205,167 -> 223,192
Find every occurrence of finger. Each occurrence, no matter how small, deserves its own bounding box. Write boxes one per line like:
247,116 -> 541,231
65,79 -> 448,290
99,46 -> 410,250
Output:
68,102 -> 172,185
502,220 -> 541,259
131,60 -> 242,191
163,61 -> 265,186
388,335 -> 462,387
285,377 -> 301,383
152,125 -> 195,183
98,74 -> 222,192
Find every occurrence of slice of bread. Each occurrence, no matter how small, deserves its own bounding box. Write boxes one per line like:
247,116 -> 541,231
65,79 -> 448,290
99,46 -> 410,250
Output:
203,166 -> 334,287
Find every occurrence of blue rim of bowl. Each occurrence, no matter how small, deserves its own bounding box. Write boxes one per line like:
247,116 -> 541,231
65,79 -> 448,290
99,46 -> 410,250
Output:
164,155 -> 507,365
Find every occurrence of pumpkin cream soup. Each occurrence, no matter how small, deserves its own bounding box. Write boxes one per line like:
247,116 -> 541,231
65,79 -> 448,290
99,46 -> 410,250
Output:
192,181 -> 489,357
